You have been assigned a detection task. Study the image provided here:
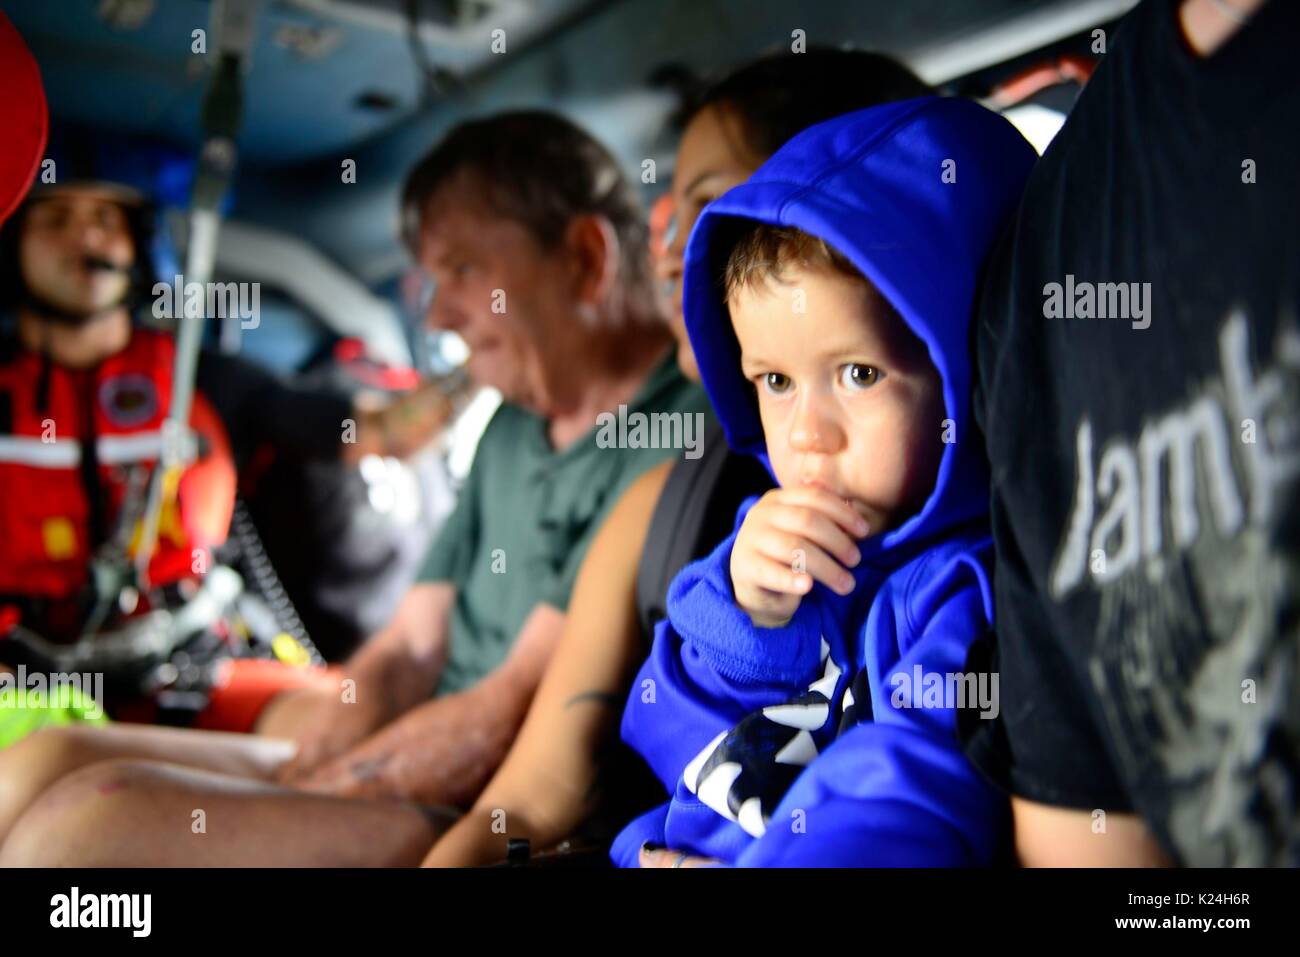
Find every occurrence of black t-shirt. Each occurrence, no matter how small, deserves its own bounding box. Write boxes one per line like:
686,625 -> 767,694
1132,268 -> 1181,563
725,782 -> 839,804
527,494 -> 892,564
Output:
962,0 -> 1300,865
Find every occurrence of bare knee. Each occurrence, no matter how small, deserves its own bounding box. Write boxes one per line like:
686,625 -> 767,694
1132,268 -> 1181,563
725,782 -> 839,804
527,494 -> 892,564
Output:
0,758 -> 154,867
0,725 -> 102,840
0,724 -> 95,780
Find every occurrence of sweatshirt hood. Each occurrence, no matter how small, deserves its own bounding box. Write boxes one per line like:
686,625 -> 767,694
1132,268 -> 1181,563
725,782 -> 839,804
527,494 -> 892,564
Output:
683,95 -> 1035,555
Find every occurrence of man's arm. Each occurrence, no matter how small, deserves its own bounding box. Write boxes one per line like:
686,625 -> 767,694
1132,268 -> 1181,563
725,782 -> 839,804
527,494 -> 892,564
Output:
273,582 -> 455,781
281,417 -> 488,779
1011,797 -> 1172,867
347,581 -> 456,708
293,600 -> 567,807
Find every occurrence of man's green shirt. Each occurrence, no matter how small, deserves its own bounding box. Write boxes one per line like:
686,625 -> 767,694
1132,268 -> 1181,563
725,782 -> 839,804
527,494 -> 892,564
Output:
419,351 -> 711,694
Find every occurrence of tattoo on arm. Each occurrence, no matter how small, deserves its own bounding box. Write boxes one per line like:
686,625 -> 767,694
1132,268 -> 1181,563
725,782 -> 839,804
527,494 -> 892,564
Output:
562,689 -> 629,804
564,690 -> 623,711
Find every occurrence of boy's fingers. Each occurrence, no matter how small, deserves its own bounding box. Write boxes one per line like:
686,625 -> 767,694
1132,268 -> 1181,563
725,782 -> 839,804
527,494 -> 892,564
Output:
742,553 -> 814,598
639,845 -> 721,868
767,504 -> 861,569
775,486 -> 870,539
753,532 -> 855,595
735,558 -> 805,628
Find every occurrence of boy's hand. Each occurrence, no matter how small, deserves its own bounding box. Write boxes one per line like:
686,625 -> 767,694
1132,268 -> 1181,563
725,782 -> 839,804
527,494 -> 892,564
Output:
730,486 -> 869,628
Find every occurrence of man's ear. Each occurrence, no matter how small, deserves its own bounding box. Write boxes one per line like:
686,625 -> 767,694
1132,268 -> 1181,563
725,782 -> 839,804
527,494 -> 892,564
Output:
564,213 -> 620,309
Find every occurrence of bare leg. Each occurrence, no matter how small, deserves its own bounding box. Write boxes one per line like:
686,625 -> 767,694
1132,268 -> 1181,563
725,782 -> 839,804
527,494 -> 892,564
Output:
0,758 -> 452,867
0,723 -> 296,845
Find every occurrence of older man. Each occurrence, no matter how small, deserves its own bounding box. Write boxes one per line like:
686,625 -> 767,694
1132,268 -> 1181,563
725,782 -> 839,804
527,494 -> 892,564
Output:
0,111 -> 707,865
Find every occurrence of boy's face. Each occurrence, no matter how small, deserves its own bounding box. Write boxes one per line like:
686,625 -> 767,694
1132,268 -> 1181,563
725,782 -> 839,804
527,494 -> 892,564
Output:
732,263 -> 946,536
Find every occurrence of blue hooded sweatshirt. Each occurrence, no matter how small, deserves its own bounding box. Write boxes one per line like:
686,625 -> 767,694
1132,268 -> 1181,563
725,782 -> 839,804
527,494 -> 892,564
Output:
611,97 -> 1036,867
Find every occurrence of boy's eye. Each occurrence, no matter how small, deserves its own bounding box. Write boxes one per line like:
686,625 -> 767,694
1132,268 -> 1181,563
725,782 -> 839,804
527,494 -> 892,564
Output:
840,363 -> 881,391
761,372 -> 792,395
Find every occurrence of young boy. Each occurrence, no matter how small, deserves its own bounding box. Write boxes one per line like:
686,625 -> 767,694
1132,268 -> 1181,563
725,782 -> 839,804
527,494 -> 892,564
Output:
611,96 -> 1036,866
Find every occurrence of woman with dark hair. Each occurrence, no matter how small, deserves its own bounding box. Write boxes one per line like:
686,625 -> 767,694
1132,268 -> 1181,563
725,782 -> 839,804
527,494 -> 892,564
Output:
421,47 -> 933,867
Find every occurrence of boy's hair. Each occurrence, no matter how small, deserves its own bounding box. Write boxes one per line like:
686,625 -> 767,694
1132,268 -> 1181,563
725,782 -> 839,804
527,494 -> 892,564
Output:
723,223 -> 861,300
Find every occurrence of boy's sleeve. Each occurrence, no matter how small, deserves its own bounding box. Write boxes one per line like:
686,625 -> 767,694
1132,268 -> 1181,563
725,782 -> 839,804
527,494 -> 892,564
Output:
735,547 -> 1007,867
620,512 -> 829,793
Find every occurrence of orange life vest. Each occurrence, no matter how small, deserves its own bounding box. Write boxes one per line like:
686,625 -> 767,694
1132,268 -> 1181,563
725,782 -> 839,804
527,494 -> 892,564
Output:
0,327 -> 235,609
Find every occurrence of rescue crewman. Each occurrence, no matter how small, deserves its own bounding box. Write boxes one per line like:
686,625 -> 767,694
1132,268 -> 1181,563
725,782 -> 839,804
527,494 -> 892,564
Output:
0,171 -> 452,737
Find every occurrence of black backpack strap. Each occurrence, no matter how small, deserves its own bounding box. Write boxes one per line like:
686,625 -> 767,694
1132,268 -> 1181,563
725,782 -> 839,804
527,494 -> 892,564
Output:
635,423 -> 773,643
